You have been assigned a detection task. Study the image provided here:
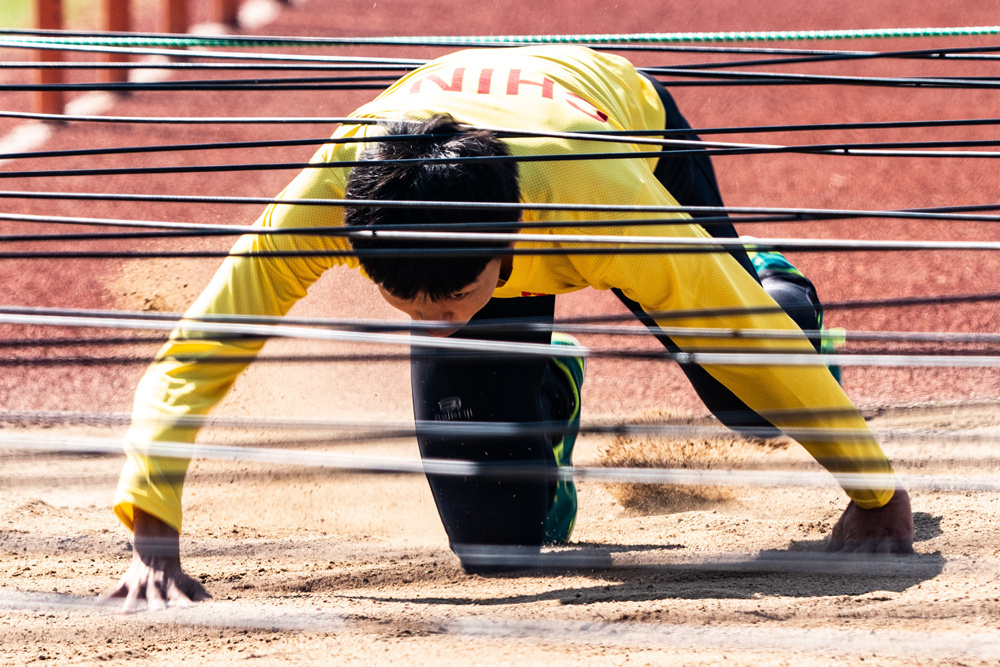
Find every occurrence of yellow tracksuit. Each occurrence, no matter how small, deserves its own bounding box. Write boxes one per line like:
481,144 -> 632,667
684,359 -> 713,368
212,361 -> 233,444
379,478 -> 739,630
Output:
115,46 -> 894,533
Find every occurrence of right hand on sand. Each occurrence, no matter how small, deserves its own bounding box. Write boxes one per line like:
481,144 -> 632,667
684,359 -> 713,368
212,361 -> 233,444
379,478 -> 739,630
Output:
100,552 -> 212,613
825,487 -> 915,555
98,508 -> 211,613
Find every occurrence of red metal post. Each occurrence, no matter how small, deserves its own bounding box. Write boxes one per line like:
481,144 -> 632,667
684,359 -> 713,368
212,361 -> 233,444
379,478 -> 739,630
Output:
34,0 -> 65,115
105,0 -> 131,84
163,0 -> 189,34
214,0 -> 241,27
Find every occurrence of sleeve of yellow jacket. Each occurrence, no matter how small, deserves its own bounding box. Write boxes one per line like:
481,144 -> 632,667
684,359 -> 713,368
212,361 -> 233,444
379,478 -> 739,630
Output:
565,215 -> 896,509
522,147 -> 895,508
113,133 -> 365,533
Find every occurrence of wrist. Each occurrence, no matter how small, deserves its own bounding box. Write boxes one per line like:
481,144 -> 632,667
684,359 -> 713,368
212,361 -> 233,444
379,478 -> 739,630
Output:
132,507 -> 181,561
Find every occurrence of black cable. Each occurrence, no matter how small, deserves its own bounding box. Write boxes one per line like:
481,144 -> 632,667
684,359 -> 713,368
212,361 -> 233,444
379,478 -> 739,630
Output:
0,78 -> 394,93
1,238 -> 998,261
7,72 -> 1000,93
4,106 -> 1000,139
8,44 -> 1000,75
6,139 -> 1000,175
6,207 -> 1000,245
645,45 -> 1000,71
0,136 -> 356,162
7,127 -> 706,163
5,190 -> 1000,225
665,117 -> 1000,137
7,66 -> 1000,93
6,138 -> 1000,182
0,212 -> 823,238
0,110 -> 362,124
0,218 -> 799,244
0,60 -> 416,72
648,69 -> 1000,89
12,119 -> 1000,164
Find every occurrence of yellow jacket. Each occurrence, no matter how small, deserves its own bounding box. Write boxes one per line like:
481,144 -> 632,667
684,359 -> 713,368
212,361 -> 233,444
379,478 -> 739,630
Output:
115,46 -> 894,533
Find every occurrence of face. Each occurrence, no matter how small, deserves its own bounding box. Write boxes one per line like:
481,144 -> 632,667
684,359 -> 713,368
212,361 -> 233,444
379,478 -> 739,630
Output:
377,259 -> 503,337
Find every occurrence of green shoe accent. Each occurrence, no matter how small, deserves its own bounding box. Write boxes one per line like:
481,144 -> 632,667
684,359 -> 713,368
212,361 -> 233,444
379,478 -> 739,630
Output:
746,238 -> 843,385
542,332 -> 585,545
747,245 -> 805,279
820,326 -> 846,385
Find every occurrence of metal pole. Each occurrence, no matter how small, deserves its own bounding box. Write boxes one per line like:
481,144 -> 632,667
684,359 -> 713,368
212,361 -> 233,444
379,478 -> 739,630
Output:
163,0 -> 188,34
104,0 -> 131,84
214,0 -> 241,27
34,0 -> 65,115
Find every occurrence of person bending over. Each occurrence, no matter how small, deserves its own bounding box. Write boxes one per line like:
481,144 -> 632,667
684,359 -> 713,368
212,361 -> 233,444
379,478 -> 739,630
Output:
104,46 -> 913,611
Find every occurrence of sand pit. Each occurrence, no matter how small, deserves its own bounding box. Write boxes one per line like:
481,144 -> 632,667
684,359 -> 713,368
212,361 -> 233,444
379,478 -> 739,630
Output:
2,0 -> 1000,663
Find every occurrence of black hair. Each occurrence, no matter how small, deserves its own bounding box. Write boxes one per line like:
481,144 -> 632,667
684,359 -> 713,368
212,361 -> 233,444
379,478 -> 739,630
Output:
343,114 -> 521,300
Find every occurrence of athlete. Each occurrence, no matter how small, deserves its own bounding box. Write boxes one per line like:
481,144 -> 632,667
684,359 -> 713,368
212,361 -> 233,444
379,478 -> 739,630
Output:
103,46 -> 913,611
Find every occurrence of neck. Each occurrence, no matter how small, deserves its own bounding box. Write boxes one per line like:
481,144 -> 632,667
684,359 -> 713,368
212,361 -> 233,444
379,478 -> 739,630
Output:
499,256 -> 513,283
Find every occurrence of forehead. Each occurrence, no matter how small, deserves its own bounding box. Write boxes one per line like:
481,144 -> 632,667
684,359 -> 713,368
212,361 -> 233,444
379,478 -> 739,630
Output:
376,258 -> 501,304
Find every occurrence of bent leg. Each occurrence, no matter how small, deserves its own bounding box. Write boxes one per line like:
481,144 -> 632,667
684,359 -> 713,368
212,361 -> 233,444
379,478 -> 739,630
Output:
759,273 -> 823,352
636,75 -> 827,430
613,287 -> 780,434
644,73 -> 825,345
410,295 -> 558,569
